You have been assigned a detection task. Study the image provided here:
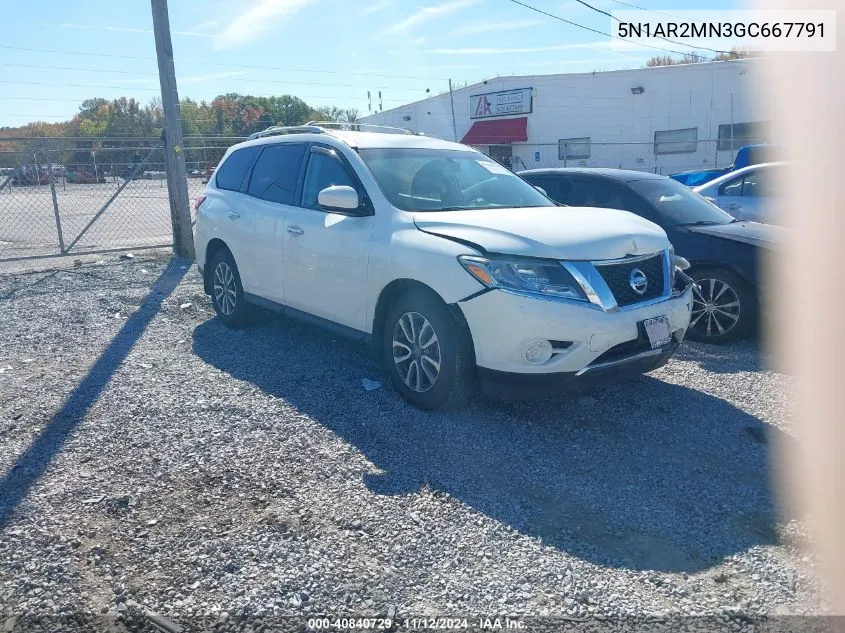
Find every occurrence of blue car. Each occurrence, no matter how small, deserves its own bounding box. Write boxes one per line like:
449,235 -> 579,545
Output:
669,144 -> 781,188
519,168 -> 784,343
669,169 -> 729,187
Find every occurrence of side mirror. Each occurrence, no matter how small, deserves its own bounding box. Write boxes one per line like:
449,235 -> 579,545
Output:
318,185 -> 360,212
534,185 -> 548,197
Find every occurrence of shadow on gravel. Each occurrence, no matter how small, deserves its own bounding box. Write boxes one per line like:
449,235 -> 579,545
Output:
673,340 -> 766,374
0,270 -> 60,301
193,315 -> 790,574
0,258 -> 188,528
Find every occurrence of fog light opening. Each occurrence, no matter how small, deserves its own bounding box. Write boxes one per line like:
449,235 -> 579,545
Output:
524,340 -> 554,364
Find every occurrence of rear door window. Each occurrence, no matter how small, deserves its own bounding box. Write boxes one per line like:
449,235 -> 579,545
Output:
215,146 -> 261,192
562,178 -> 625,209
247,143 -> 307,204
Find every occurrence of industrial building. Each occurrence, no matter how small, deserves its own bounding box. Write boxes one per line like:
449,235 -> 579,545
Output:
359,58 -> 764,174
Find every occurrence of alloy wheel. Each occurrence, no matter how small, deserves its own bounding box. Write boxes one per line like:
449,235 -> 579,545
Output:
392,311 -> 442,393
690,277 -> 741,338
213,261 -> 237,316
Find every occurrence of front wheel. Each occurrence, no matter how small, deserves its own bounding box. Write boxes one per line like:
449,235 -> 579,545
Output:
686,267 -> 755,343
381,289 -> 475,410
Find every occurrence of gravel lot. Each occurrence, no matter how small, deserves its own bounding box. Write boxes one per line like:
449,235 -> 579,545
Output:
0,252 -> 827,631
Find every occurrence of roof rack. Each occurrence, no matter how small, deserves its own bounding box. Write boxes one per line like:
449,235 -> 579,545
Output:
245,121 -> 429,142
305,121 -> 422,135
246,125 -> 326,140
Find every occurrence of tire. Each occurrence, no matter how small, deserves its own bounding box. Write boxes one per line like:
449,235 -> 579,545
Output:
686,267 -> 755,344
381,288 -> 475,410
208,247 -> 252,327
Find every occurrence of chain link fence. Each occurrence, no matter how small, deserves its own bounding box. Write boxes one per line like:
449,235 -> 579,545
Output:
0,136 -> 242,262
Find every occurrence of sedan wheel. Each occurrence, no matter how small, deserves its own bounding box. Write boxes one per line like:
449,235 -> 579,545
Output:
686,267 -> 754,343
691,278 -> 740,338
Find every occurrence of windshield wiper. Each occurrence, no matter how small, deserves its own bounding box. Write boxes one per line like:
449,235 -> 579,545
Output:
677,220 -> 723,226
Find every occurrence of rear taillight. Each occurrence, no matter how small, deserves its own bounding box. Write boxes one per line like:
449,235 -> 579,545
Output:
194,195 -> 206,211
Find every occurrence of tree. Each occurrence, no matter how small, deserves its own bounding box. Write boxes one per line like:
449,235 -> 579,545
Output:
344,108 -> 360,123
311,105 -> 345,122
645,52 -> 708,67
713,47 -> 756,62
646,48 -> 756,67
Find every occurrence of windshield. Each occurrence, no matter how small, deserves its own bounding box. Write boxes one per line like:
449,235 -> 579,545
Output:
358,147 -> 554,212
629,178 -> 736,226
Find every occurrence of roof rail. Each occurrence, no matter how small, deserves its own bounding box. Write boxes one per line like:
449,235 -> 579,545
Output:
246,125 -> 326,140
305,121 -> 419,135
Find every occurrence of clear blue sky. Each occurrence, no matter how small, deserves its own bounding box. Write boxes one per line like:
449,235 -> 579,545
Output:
0,0 -> 741,127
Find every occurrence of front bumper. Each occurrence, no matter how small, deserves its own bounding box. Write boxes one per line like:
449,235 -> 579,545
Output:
477,335 -> 681,399
458,280 -> 694,379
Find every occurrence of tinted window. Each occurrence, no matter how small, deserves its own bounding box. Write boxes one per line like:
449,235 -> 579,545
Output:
558,178 -> 632,210
522,176 -> 562,202
301,151 -> 357,210
717,122 -> 770,151
215,146 -> 260,191
247,143 -> 306,204
629,178 -> 735,226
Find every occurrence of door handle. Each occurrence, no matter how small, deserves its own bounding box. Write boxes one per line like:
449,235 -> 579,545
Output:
287,225 -> 304,236
226,211 -> 240,220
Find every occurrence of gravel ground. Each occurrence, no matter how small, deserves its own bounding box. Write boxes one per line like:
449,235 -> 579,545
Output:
0,252 -> 829,632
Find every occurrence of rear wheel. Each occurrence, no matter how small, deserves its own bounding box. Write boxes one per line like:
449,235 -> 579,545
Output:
687,267 -> 755,343
208,248 -> 252,327
381,289 -> 474,410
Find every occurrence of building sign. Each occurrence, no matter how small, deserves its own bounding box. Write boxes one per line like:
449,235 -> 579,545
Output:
469,88 -> 533,119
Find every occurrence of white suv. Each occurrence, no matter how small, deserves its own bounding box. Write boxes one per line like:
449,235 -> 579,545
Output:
194,123 -> 694,410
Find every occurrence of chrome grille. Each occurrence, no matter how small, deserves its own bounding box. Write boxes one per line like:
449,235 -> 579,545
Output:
595,253 -> 665,307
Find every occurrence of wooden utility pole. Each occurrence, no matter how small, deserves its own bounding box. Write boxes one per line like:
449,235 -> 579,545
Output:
151,0 -> 195,259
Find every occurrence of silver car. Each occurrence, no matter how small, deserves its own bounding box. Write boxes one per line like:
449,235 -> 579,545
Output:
693,162 -> 786,225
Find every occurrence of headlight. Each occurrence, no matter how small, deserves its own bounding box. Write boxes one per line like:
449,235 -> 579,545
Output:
458,255 -> 588,302
668,247 -> 692,292
671,253 -> 691,271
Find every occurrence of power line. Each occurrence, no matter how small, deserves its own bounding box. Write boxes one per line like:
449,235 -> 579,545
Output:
0,44 -> 451,81
505,0 -> 728,56
569,0 -> 730,54
609,0 -> 685,20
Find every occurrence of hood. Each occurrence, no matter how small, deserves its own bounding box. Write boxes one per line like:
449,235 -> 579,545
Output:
413,207 -> 668,260
684,221 -> 786,249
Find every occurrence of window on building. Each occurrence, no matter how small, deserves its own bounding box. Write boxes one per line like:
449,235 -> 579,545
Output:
558,137 -> 591,160
654,128 -> 697,155
717,121 -> 770,151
